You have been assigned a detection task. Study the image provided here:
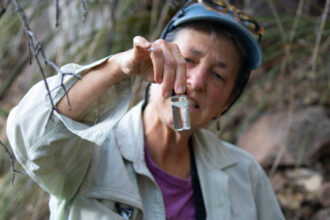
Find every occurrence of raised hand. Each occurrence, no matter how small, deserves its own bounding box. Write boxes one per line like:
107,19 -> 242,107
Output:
118,36 -> 187,98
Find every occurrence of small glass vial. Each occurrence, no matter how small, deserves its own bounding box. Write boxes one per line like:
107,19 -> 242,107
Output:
170,94 -> 191,131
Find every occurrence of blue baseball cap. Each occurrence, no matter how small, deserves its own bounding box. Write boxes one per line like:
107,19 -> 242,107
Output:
160,3 -> 263,71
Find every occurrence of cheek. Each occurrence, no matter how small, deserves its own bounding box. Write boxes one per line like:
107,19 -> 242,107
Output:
208,87 -> 226,105
207,85 -> 233,111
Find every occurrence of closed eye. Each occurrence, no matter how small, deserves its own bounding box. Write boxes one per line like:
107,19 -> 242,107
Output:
213,72 -> 224,81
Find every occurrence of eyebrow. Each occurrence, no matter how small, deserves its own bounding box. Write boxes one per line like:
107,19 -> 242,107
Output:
189,48 -> 227,69
216,61 -> 226,69
190,48 -> 204,57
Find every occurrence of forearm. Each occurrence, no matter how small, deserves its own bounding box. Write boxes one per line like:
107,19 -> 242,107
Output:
57,34 -> 188,120
56,54 -> 127,120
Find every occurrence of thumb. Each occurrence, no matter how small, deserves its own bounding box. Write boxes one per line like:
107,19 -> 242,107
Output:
133,36 -> 151,53
129,36 -> 152,65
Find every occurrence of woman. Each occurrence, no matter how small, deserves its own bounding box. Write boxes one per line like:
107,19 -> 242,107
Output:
7,1 -> 284,220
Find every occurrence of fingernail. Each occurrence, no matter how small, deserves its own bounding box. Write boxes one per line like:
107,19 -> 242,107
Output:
148,45 -> 155,52
176,86 -> 184,94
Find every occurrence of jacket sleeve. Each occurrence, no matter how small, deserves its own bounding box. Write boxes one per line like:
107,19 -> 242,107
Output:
6,56 -> 133,201
251,162 -> 285,220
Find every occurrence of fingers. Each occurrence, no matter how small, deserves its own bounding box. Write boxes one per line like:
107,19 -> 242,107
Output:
170,44 -> 186,95
148,39 -> 186,98
131,36 -> 187,98
158,40 -> 176,98
133,36 -> 151,50
132,36 -> 151,62
149,44 -> 164,84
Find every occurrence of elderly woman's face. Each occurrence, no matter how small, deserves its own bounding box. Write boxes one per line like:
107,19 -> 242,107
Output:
151,27 -> 241,130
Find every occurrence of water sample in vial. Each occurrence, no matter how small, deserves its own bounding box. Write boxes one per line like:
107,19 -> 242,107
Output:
171,94 -> 191,131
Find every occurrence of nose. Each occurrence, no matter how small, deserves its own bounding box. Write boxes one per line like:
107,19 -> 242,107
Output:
187,66 -> 207,92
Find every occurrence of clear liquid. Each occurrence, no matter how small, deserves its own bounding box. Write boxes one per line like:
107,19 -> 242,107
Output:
171,95 -> 191,131
172,101 -> 186,108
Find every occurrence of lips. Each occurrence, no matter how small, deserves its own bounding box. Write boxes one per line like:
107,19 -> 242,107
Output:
187,97 -> 199,109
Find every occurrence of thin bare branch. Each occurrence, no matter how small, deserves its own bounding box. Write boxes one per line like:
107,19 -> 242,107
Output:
288,0 -> 305,48
150,2 -> 170,41
149,0 -> 160,36
55,0 -> 60,27
10,0 -> 80,114
268,93 -> 294,177
106,0 -> 118,53
81,0 -> 88,22
0,0 -> 10,18
310,0 -> 330,75
267,0 -> 306,176
265,0 -> 286,42
167,0 -> 180,8
0,141 -> 25,186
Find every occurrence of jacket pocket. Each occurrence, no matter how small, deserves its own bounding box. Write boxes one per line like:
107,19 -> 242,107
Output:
85,190 -> 143,220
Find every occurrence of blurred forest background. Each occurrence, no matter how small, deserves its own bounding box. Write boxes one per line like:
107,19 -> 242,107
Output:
0,0 -> 329,219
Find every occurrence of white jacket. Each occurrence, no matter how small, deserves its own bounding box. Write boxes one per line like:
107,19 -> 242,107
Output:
7,57 -> 285,220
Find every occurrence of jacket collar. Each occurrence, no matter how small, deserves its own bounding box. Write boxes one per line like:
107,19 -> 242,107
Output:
192,129 -> 238,170
113,102 -> 150,176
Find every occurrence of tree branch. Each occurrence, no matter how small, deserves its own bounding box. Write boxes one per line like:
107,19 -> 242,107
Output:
0,141 -> 24,186
10,0 -> 81,114
106,0 -> 118,53
55,0 -> 60,27
310,0 -> 330,76
81,0 -> 88,22
0,0 -> 10,18
1,0 -> 91,186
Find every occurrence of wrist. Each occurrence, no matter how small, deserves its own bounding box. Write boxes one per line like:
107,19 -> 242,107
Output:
104,54 -> 130,86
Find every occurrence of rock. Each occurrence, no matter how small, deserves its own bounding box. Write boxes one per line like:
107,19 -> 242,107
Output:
312,208 -> 330,220
275,168 -> 325,219
270,172 -> 286,192
277,187 -> 304,210
321,157 -> 330,180
285,169 -> 323,196
318,182 -> 330,207
275,168 -> 322,207
236,107 -> 330,168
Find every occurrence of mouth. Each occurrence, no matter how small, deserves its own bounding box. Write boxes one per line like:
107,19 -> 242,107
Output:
187,98 -> 199,109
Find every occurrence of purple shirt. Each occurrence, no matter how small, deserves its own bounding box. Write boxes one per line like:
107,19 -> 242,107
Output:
145,145 -> 195,220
